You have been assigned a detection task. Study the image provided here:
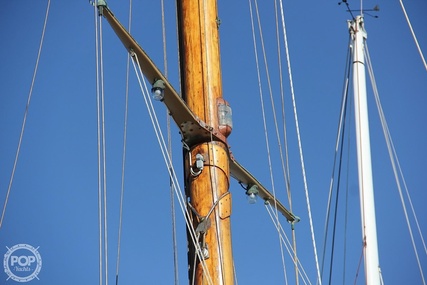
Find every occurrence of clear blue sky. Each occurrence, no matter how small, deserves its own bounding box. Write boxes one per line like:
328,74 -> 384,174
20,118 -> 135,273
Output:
0,1 -> 426,284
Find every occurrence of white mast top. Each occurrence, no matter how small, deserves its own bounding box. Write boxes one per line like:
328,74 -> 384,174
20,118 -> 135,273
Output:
349,15 -> 381,285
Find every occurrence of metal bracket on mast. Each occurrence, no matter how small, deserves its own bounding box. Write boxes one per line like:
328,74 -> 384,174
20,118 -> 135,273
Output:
96,0 -> 107,16
99,5 -> 225,147
229,157 -> 299,223
97,4 -> 299,223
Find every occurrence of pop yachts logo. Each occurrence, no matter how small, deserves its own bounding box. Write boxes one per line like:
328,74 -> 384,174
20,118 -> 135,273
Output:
3,244 -> 42,282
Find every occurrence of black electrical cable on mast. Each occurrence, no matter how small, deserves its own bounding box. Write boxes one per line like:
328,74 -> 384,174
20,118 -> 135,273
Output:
327,83 -> 351,285
319,34 -> 353,285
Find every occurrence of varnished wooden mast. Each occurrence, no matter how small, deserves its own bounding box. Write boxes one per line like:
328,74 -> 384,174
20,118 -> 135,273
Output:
177,1 -> 234,284
98,1 -> 298,284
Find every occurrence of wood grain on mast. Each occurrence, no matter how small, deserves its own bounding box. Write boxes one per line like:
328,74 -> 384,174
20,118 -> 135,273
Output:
177,0 -> 233,283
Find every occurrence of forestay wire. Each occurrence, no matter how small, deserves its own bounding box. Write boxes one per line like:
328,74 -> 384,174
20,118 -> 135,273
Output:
0,0 -> 51,230
365,43 -> 426,285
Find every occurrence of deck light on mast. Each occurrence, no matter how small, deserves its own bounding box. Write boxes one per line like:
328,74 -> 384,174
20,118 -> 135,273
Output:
246,185 -> 259,204
151,79 -> 165,101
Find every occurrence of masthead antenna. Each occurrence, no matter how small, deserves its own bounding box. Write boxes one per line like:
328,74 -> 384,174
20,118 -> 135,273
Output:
339,1 -> 380,19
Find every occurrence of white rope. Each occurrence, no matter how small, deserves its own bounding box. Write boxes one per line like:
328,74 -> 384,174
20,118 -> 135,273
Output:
0,0 -> 51,230
248,2 -> 289,283
273,0 -> 298,283
130,54 -> 214,285
365,43 -> 426,285
398,0 -> 427,73
273,0 -> 292,202
276,1 -> 322,284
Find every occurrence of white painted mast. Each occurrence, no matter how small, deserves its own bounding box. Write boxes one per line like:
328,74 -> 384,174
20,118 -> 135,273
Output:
349,16 -> 381,285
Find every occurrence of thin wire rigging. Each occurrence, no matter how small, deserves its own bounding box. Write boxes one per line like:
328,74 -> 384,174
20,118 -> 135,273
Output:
276,1 -> 301,283
342,101 -> 352,285
94,5 -> 103,285
94,8 -> 109,285
0,0 -> 51,230
130,54 -> 214,285
265,204 -> 312,285
326,89 -> 350,285
115,1 -> 133,284
365,42 -> 426,285
248,0 -> 322,283
320,35 -> 352,284
398,0 -> 427,72
101,19 -> 109,285
249,1 -> 288,283
277,0 -> 322,283
159,0 -> 180,283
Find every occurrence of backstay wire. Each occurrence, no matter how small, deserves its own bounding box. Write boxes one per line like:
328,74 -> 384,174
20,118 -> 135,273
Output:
0,0 -> 51,230
130,54 -> 214,285
365,42 -> 426,285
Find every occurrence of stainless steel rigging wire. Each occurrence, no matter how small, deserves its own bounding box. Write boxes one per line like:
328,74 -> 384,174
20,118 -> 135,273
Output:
0,0 -> 51,230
